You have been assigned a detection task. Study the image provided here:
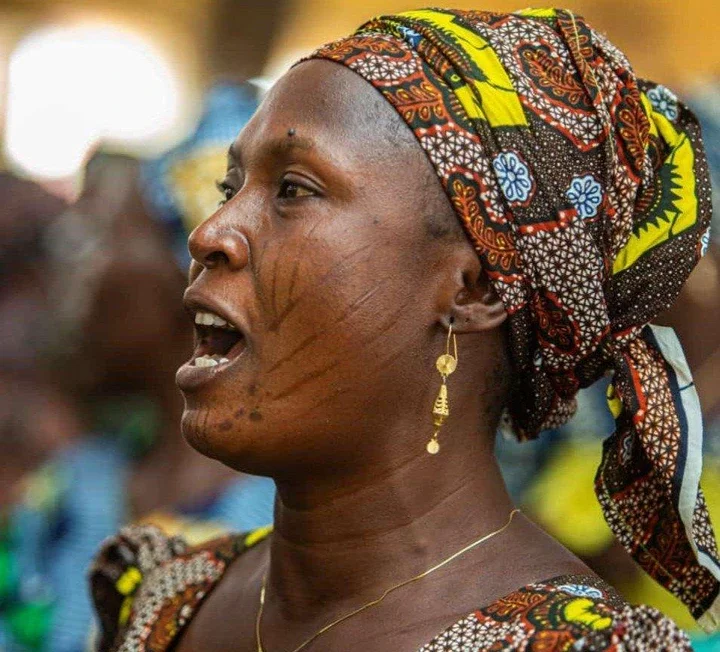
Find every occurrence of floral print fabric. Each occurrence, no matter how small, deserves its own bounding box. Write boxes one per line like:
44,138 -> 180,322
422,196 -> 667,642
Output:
421,581 -> 692,651
492,151 -> 535,204
91,525 -> 691,651
309,7 -> 720,627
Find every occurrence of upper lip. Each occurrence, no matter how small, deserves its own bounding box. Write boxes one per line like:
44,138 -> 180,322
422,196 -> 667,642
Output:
183,288 -> 246,335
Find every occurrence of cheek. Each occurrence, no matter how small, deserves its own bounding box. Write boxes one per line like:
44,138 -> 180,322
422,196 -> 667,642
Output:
180,218 -> 436,469
253,225 -> 423,409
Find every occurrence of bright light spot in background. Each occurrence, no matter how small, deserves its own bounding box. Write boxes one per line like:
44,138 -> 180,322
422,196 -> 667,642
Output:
5,24 -> 182,179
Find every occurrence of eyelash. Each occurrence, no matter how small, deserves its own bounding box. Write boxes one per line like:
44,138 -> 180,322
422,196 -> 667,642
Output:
216,180 -> 234,207
215,178 -> 314,207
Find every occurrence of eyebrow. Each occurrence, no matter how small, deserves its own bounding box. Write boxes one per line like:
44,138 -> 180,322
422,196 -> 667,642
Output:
228,135 -> 315,165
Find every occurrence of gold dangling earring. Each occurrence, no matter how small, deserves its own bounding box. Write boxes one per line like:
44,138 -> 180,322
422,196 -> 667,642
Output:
427,321 -> 458,455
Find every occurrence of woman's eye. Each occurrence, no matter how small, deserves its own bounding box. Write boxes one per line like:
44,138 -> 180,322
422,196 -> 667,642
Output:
278,180 -> 314,199
215,180 -> 234,207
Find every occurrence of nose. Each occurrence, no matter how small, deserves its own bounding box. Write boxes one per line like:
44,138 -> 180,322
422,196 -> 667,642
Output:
188,212 -> 250,271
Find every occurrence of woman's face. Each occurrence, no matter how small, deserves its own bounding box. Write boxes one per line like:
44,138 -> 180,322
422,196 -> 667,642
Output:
177,60 -> 460,476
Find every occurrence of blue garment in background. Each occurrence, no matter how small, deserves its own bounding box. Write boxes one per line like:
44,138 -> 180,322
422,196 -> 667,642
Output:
2,435 -> 275,652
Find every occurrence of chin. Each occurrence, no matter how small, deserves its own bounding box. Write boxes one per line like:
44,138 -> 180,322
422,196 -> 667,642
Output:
180,402 -> 245,465
179,399 -> 282,476
180,405 -> 219,460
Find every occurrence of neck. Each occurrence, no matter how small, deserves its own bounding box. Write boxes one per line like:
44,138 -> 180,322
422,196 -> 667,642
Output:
268,421 -> 513,621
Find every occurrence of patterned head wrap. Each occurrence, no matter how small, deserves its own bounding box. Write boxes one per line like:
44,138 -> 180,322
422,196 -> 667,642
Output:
309,7 -> 719,628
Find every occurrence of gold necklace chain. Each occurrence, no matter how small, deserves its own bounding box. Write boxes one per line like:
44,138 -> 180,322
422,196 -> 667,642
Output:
255,508 -> 521,652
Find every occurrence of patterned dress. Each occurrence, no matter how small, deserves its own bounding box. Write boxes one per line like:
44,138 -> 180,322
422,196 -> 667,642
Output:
90,525 -> 692,651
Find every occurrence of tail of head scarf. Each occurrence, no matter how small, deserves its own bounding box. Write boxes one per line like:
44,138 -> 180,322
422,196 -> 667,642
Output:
308,7 -> 719,628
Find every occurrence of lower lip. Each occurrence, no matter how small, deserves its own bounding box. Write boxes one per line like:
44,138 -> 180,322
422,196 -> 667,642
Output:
176,349 -> 246,392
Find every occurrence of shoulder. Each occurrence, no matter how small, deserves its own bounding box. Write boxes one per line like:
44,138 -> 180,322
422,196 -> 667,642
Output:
422,576 -> 692,651
89,523 -> 271,652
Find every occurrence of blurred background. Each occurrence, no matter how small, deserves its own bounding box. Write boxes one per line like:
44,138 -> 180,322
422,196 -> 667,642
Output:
0,0 -> 718,651
1,0 -> 719,188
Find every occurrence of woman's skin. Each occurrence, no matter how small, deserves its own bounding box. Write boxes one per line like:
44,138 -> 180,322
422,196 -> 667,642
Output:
175,60 -> 592,651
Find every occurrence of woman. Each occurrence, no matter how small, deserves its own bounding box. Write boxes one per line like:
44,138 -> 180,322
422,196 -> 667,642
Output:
91,8 -> 719,650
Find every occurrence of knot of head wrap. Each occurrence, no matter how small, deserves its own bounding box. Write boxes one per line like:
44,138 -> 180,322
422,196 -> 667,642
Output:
309,7 -> 719,628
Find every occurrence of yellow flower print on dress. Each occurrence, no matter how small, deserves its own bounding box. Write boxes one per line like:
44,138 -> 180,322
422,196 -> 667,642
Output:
116,566 -> 143,626
564,597 -> 613,631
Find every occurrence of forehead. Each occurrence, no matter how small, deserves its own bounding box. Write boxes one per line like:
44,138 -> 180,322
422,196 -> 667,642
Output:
233,59 -> 409,160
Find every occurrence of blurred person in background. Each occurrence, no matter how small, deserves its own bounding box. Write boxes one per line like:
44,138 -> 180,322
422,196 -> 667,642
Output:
0,150 -> 274,652
63,152 -> 273,537
90,8 -> 720,651
0,174 -> 75,652
143,82 -> 263,269
46,152 -> 274,652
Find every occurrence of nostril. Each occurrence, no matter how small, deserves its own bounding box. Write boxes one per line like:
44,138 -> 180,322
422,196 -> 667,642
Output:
188,222 -> 250,271
204,251 -> 230,268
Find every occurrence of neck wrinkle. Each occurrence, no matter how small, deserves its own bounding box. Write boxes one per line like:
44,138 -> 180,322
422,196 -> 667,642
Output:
267,425 -> 513,621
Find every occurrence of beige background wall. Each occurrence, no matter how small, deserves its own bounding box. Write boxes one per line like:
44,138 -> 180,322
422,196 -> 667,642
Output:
267,0 -> 719,88
0,0 -> 716,164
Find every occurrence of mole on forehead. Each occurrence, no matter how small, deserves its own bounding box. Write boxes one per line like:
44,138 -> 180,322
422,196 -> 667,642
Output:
227,133 -> 314,162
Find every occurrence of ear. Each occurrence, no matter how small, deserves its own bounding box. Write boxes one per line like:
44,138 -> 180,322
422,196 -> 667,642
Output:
441,249 -> 507,334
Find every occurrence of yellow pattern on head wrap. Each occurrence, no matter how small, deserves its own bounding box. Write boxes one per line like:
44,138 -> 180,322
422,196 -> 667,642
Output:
398,10 -> 528,128
613,96 -> 699,275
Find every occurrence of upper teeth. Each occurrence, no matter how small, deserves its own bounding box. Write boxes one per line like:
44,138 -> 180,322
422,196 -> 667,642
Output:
195,311 -> 236,329
194,354 -> 230,367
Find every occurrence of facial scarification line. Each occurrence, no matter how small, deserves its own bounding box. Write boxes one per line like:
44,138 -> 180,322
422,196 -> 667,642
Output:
285,217 -> 324,305
336,282 -> 386,325
200,407 -> 210,447
268,330 -> 318,374
293,384 -> 356,420
267,281 -> 386,374
355,301 -> 411,350
258,238 -> 270,266
271,302 -> 409,401
270,246 -> 282,316
187,409 -> 207,449
293,342 -> 410,420
253,239 -> 271,303
371,343 -> 407,375
268,242 -> 376,332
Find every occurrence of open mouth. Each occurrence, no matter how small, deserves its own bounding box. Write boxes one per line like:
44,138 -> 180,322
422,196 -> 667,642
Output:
191,310 -> 246,368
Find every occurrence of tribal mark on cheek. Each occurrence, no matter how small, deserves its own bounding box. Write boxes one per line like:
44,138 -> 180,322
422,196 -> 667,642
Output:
255,218 -> 324,319
283,218 -> 323,310
268,241 -> 375,332
267,280 -> 388,373
292,339 -> 409,420
271,300 -> 412,401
